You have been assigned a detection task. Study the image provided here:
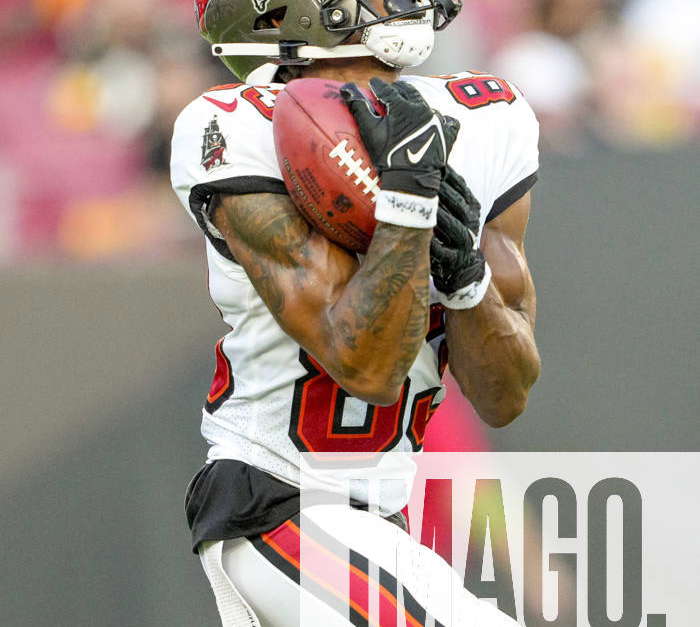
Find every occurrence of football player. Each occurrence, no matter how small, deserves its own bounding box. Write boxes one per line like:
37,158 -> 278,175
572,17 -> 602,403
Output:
171,1 -> 541,625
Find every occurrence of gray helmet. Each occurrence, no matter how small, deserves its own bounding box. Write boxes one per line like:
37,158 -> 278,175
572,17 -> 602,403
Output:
194,0 -> 462,82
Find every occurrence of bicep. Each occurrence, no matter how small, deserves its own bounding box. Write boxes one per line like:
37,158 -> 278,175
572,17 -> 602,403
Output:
212,192 -> 360,347
482,192 -> 536,323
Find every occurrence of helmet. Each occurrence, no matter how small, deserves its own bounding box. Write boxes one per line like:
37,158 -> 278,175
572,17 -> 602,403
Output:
194,0 -> 462,82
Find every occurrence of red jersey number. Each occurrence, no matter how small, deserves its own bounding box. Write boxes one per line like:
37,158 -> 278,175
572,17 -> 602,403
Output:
289,351 -> 408,453
206,338 -> 234,413
446,76 -> 516,110
241,86 -> 281,120
289,305 -> 448,453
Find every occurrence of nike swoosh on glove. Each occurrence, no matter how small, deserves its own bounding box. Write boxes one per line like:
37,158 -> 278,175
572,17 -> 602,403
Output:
340,78 -> 459,198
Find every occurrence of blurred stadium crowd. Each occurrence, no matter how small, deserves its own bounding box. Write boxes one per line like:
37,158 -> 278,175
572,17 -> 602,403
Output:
1,0 -> 698,262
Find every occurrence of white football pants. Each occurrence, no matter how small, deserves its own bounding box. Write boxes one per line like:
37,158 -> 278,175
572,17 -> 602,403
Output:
199,504 -> 518,627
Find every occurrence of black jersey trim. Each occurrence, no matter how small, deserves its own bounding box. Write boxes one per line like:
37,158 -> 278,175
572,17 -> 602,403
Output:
186,460 -> 300,553
186,459 -> 411,555
189,176 -> 288,261
486,171 -> 538,223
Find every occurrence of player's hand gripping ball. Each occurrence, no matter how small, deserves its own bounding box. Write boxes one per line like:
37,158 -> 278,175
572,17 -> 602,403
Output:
274,78 -> 460,251
431,165 -> 487,296
340,78 -> 459,200
273,78 -> 385,253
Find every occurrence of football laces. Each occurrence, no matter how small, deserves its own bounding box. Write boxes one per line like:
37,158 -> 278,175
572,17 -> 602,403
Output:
329,140 -> 381,200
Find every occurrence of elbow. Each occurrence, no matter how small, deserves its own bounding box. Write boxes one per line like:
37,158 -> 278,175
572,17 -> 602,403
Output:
330,352 -> 407,406
488,355 -> 542,427
450,341 -> 542,428
334,362 -> 404,406
341,376 -> 403,407
477,393 -> 529,429
316,350 -> 406,406
461,366 -> 540,429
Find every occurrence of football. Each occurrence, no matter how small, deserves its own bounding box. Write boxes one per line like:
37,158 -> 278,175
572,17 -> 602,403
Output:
273,78 -> 383,253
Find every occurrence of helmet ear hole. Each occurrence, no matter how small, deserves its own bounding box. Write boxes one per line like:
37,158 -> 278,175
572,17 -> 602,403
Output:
254,6 -> 288,31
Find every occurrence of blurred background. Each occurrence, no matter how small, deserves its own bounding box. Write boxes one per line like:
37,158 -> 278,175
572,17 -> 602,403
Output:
1,0 -> 697,625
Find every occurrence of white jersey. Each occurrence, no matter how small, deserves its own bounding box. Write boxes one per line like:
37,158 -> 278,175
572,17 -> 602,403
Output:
171,71 -> 539,512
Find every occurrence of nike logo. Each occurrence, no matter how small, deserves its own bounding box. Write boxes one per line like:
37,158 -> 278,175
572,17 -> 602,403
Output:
203,95 -> 238,113
406,132 -> 435,164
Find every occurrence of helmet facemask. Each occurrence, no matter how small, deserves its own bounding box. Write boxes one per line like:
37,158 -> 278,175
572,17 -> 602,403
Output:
199,0 -> 462,81
355,0 -> 437,68
322,0 -> 460,33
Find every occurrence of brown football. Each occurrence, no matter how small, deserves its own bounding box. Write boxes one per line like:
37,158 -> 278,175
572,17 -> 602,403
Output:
273,78 -> 383,253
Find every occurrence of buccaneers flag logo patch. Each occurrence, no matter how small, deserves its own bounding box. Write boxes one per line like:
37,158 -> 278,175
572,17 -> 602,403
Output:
201,115 -> 227,172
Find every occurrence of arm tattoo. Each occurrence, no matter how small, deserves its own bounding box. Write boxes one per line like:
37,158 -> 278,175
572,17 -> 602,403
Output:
337,224 -> 432,383
388,281 -> 430,387
350,225 -> 427,333
337,319 -> 358,351
217,193 -> 313,317
216,193 -> 432,393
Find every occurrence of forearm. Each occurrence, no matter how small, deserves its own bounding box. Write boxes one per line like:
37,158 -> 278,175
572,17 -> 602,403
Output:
320,77 -> 455,402
214,192 -> 432,405
446,282 -> 540,427
328,223 -> 432,402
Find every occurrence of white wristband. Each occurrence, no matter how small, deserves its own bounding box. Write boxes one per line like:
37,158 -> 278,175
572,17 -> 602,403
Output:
436,262 -> 492,310
374,190 -> 438,228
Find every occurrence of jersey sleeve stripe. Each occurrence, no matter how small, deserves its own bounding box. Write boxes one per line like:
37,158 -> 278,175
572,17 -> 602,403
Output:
486,171 -> 538,222
189,176 -> 288,261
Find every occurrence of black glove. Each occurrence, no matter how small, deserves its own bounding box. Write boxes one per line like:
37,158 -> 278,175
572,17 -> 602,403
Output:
340,78 -> 459,198
430,165 -> 487,296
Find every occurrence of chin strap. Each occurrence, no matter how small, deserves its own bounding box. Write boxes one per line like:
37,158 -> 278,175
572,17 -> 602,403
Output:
213,16 -> 435,69
212,43 -> 374,63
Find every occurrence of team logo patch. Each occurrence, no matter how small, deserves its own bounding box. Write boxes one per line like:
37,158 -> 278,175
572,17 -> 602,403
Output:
201,115 -> 227,172
252,0 -> 270,14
